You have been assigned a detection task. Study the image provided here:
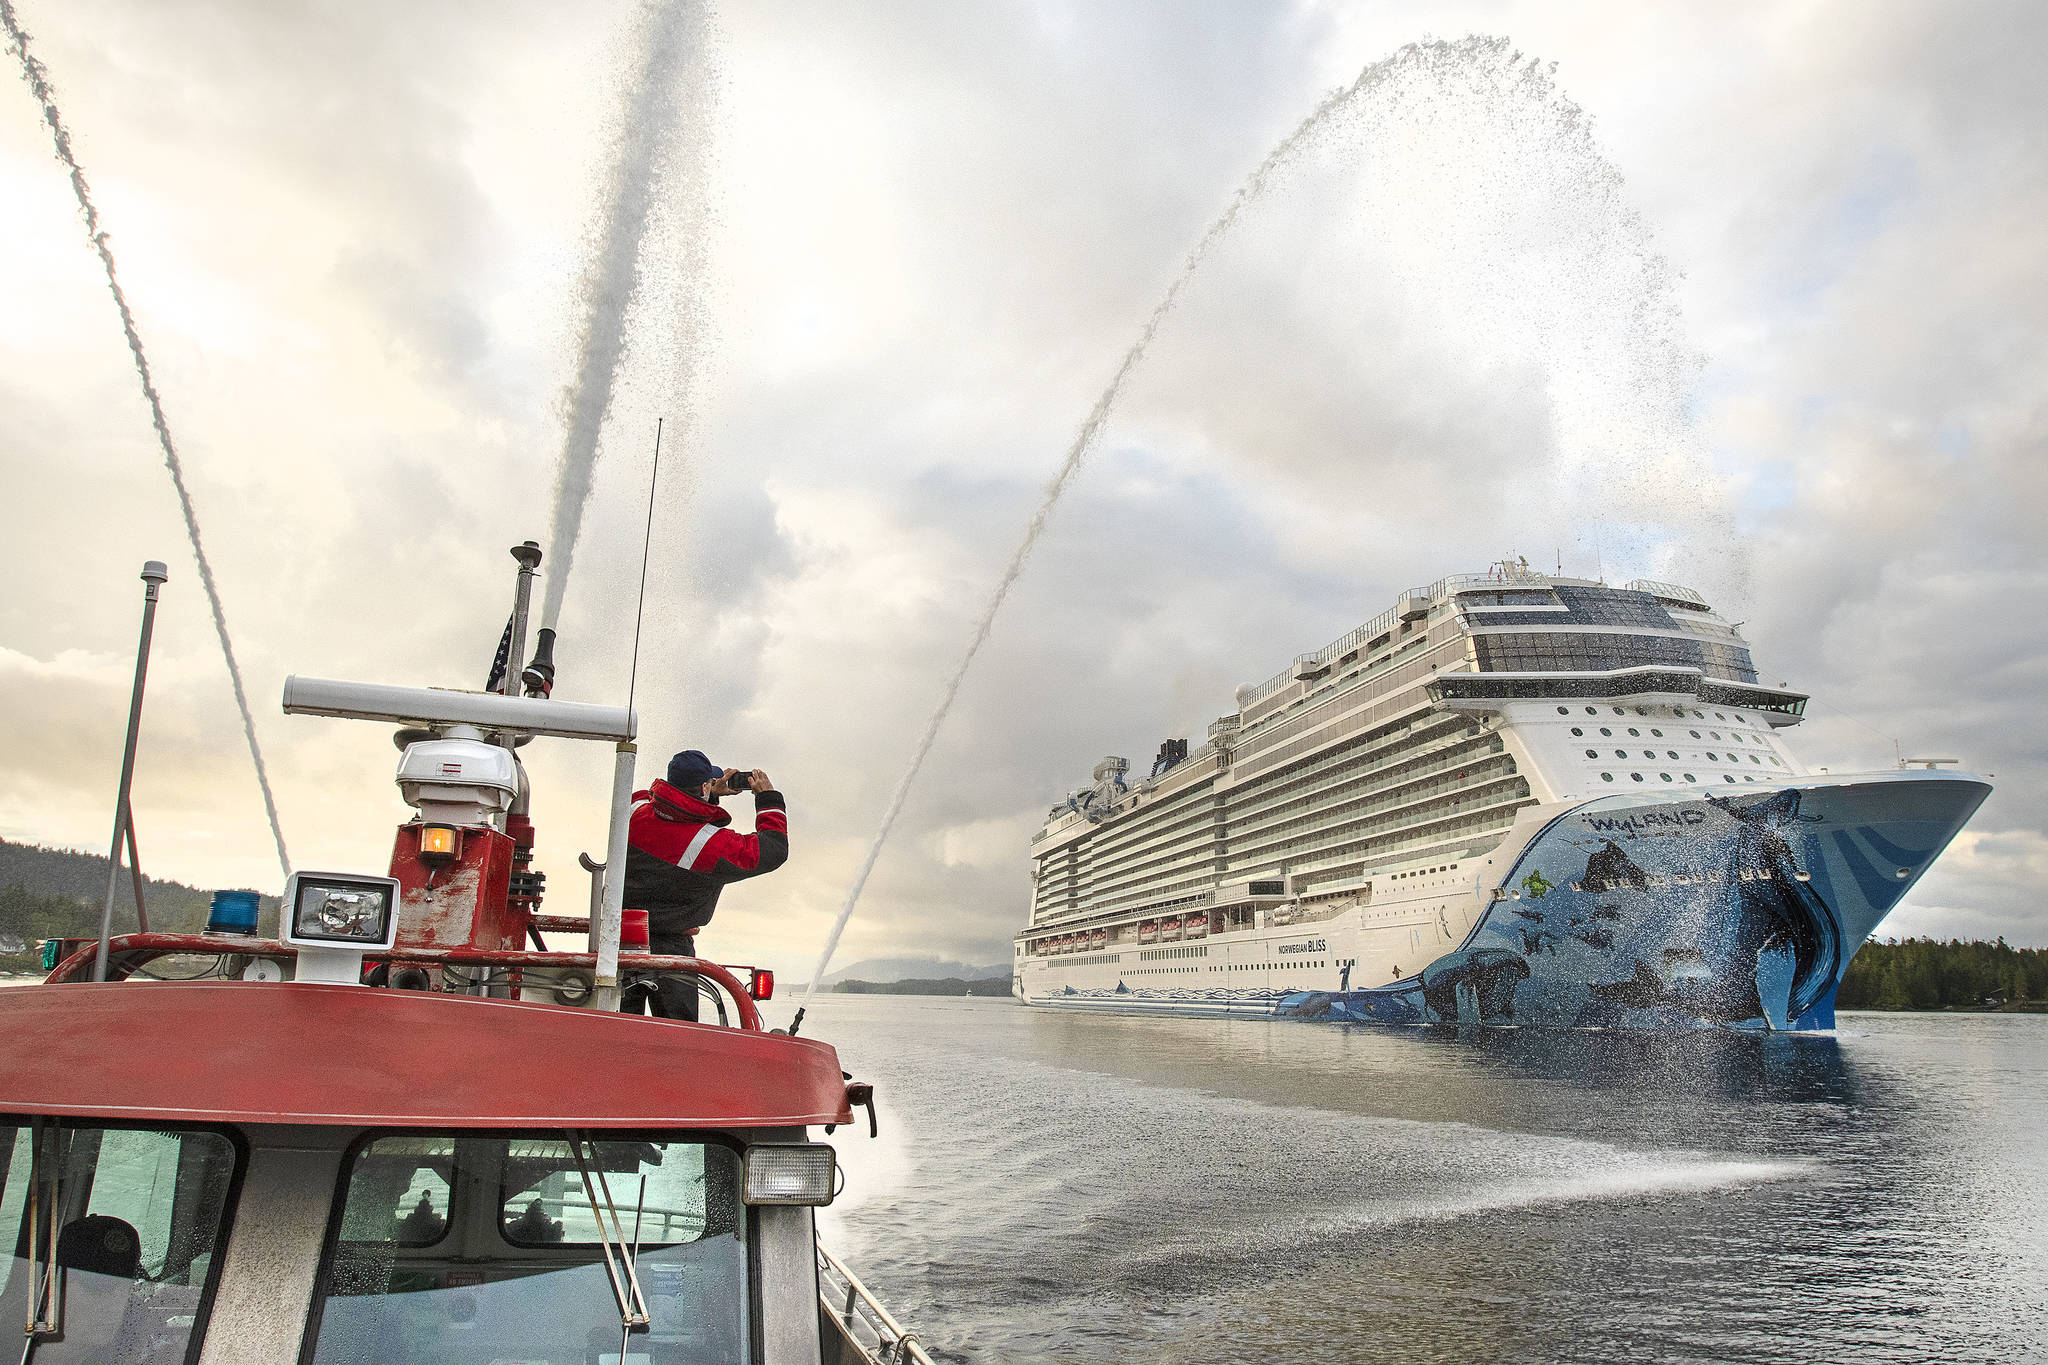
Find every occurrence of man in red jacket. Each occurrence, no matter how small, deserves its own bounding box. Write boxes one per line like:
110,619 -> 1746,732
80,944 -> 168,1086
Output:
621,749 -> 789,1020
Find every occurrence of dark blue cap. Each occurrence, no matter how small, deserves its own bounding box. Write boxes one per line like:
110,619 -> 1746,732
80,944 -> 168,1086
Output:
667,750 -> 721,790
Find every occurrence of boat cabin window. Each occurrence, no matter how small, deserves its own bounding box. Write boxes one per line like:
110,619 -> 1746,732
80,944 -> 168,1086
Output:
306,1134 -> 750,1365
0,1120 -> 239,1364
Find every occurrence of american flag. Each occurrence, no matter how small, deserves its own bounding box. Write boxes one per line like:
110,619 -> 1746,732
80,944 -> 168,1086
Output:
484,616 -> 513,692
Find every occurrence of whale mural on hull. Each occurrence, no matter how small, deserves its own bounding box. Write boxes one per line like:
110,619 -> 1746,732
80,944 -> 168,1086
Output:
1296,780 -> 1982,1031
1029,775 -> 1989,1032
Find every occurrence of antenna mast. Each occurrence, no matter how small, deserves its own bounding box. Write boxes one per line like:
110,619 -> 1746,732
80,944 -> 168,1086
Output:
626,418 -> 665,718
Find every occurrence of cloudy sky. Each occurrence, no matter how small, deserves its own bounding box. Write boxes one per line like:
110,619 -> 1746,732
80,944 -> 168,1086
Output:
2,0 -> 2042,985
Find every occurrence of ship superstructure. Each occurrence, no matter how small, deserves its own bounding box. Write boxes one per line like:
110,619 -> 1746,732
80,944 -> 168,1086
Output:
1013,561 -> 1988,1030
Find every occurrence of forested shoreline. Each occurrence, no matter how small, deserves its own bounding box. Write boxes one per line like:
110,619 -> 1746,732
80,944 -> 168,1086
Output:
1836,937 -> 2048,1011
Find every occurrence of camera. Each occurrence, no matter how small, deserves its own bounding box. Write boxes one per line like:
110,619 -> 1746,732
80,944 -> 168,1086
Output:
721,768 -> 754,791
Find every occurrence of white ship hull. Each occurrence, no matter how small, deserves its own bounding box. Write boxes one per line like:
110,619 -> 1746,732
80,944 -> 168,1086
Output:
1015,570 -> 1991,1032
1017,774 -> 1988,1031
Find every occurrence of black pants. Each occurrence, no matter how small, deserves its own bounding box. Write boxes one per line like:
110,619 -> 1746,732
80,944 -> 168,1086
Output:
631,927 -> 699,1022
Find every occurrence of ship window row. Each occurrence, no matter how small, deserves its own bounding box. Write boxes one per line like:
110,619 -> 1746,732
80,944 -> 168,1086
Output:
1237,637 -> 1456,754
1228,720 -> 1487,823
1047,786 -> 1217,857
1295,827 -> 1514,894
1069,827 -> 1218,888
1085,852 -> 1222,902
1567,721 -> 1770,746
1226,779 -> 1531,873
1458,589 -> 1562,607
1228,726 -> 1494,829
1077,844 -> 1218,894
1566,704 -> 1759,723
1088,799 -> 1215,848
1466,587 -> 1676,631
1269,776 -> 1530,861
1600,772 -> 1772,785
1083,806 -> 1224,864
1581,746 -> 1782,768
1393,863 -> 1459,879
1089,884 -> 1218,919
1083,860 -> 1225,909
1035,774 -> 1217,848
1083,839 -> 1220,884
1277,793 -> 1530,873
1251,624 -> 1445,728
1227,757 -> 1520,858
1474,631 -> 1758,684
1233,756 -> 1520,849
1084,874 -> 1219,915
1084,786 -> 1217,841
1077,833 -> 1220,887
1234,698 -> 1459,784
1228,739 -> 1510,843
1050,793 -> 1213,850
1065,802 -> 1211,853
1066,817 -> 1226,877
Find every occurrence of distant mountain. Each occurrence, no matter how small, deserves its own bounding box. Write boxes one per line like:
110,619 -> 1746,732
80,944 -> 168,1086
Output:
822,956 -> 1009,985
835,976 -> 1012,997
0,838 -> 279,949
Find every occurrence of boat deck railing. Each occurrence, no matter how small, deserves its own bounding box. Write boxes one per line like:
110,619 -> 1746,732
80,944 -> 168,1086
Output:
818,1242 -> 936,1365
38,932 -> 767,1030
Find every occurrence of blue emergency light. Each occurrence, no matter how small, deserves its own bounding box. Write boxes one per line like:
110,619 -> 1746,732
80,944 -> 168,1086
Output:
206,890 -> 262,936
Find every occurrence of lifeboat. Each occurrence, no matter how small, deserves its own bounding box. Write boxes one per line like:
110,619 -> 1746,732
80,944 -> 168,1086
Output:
1091,930 -> 1108,950
1185,916 -> 1209,940
1138,921 -> 1158,944
0,544 -> 929,1365
1162,917 -> 1184,942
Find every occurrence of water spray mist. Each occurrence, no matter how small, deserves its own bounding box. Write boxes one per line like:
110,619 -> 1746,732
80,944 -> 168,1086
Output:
789,50 -> 1453,1021
539,0 -> 706,638
4,0 -> 291,878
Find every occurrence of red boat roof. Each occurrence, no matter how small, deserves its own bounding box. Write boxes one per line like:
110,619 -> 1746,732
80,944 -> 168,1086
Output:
0,982 -> 852,1130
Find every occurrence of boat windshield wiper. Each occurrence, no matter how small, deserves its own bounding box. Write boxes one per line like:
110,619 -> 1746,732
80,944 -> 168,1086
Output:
566,1132 -> 651,1340
20,1118 -> 64,1365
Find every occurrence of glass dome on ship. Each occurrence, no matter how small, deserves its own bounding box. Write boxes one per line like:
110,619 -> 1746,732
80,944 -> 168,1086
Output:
0,545 -> 927,1365
1014,560 -> 1990,1031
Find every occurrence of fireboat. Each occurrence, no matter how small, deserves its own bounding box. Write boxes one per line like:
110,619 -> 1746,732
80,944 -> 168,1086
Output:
0,546 -> 931,1364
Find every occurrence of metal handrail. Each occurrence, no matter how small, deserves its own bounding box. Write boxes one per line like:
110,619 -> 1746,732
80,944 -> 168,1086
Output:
817,1242 -> 936,1365
39,933 -> 765,1030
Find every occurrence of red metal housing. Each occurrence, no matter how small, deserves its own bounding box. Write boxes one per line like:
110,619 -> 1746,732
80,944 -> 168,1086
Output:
0,982 -> 851,1129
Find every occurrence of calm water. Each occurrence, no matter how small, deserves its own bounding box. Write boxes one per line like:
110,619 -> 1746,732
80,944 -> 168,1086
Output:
811,998 -> 2047,1363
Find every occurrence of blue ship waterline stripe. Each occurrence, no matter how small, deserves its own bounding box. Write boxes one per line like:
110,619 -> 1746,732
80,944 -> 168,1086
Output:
1830,828 -> 1906,910
1857,825 -> 1938,866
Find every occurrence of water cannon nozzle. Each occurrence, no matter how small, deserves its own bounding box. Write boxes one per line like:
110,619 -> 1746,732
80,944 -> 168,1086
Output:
511,540 -> 543,570
521,627 -> 557,698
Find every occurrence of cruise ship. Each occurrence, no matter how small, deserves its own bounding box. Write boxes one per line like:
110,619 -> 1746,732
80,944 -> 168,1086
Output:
1012,562 -> 1990,1030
